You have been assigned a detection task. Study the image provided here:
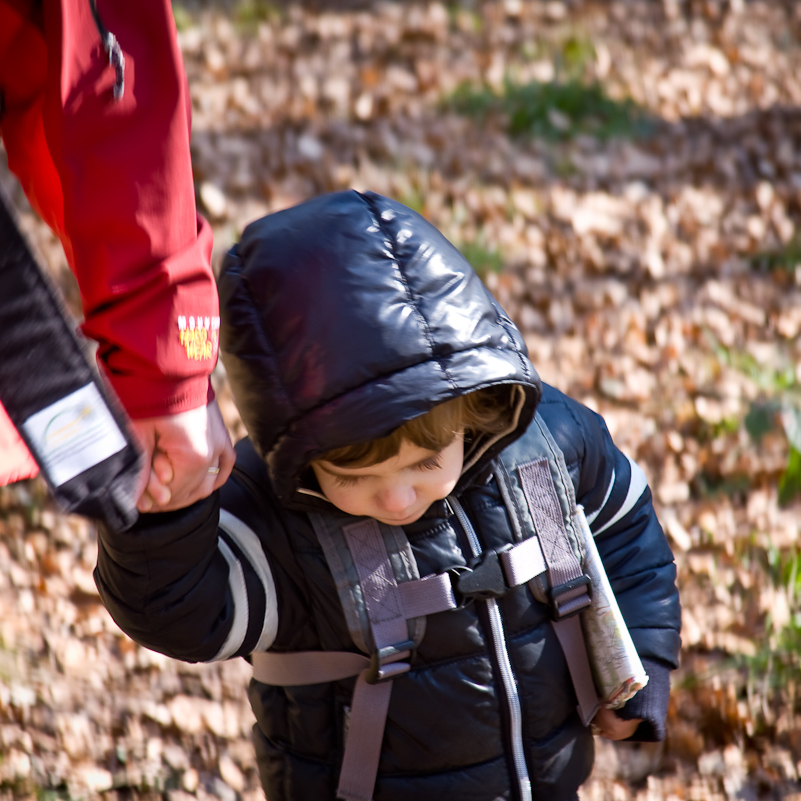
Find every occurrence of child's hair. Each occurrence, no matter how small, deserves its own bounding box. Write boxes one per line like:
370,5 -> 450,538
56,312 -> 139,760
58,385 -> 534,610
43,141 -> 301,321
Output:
319,386 -> 514,468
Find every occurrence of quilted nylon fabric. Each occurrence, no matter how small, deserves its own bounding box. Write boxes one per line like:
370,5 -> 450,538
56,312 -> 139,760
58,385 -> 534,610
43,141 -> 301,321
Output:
218,189 -> 542,503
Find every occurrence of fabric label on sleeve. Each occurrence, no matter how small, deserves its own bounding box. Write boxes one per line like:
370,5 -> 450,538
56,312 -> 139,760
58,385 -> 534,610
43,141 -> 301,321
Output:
22,384 -> 127,487
178,315 -> 220,361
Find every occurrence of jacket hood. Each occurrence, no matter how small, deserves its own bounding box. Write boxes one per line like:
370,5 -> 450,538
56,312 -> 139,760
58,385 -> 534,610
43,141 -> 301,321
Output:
218,190 -> 542,503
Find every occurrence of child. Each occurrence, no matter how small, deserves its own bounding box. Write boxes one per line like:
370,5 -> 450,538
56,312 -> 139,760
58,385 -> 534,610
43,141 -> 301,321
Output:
94,190 -> 681,801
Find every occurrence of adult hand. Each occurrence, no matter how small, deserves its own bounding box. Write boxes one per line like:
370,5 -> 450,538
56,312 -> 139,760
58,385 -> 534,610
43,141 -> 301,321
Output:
133,399 -> 235,513
591,706 -> 641,741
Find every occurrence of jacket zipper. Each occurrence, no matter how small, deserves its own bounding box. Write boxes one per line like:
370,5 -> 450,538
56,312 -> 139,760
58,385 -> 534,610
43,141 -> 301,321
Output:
448,496 -> 533,801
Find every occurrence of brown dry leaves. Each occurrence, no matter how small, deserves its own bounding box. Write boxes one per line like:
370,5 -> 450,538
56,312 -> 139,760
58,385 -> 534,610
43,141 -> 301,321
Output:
3,0 -> 801,798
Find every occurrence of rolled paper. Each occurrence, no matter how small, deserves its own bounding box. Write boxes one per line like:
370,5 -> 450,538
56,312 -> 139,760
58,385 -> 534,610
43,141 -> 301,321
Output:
576,505 -> 649,709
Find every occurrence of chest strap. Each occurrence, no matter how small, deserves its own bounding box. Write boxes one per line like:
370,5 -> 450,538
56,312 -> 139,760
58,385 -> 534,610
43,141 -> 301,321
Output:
255,518 -> 460,801
251,517 -> 554,801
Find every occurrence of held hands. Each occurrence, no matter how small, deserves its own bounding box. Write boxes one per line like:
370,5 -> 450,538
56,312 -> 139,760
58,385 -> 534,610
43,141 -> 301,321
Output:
591,706 -> 642,741
133,399 -> 235,513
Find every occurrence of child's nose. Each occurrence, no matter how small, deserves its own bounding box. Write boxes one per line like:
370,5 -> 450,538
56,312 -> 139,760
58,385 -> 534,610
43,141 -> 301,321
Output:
380,483 -> 415,513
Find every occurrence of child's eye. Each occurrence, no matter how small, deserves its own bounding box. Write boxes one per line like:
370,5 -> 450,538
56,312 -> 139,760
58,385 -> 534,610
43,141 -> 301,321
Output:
333,474 -> 362,488
416,456 -> 442,472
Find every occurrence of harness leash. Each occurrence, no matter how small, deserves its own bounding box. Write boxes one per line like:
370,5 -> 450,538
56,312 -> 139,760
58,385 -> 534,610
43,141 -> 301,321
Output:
251,415 -> 604,800
253,515 -> 459,801
0,190 -> 141,530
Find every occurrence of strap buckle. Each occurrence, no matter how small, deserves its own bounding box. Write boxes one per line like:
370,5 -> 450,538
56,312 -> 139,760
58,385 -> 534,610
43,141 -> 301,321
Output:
366,640 -> 415,684
549,574 -> 592,620
450,546 -> 513,603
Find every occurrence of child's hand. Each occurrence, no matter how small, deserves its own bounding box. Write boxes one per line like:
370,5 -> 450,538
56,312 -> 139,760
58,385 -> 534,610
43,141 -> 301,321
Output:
591,706 -> 642,741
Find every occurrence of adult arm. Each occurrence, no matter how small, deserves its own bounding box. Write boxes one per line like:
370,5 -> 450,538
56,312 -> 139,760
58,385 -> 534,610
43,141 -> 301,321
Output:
0,0 -> 233,506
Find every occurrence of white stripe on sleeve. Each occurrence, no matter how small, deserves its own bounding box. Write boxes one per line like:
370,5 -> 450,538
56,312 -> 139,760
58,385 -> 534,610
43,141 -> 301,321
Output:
584,469 -> 615,526
219,509 -> 279,652
592,455 -> 649,536
211,539 -> 249,661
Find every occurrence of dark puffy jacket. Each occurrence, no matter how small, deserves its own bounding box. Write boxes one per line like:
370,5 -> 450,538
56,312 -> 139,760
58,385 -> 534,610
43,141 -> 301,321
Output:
95,191 -> 681,801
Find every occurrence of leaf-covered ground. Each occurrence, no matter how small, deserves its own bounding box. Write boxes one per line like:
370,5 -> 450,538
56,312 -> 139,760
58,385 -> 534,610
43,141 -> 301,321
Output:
2,0 -> 801,798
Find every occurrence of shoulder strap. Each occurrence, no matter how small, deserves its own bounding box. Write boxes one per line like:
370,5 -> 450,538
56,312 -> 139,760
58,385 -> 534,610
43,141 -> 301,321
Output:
268,513 -> 458,801
308,511 -> 430,654
253,413 -> 600,798
499,413 -> 600,726
497,414 -> 584,560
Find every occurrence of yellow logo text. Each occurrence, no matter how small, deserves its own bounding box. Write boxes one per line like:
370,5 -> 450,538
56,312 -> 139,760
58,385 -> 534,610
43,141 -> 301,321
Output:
178,315 -> 220,362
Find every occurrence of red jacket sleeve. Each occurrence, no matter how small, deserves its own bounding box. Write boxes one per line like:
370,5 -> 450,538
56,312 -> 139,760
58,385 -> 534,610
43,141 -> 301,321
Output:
0,0 -> 217,420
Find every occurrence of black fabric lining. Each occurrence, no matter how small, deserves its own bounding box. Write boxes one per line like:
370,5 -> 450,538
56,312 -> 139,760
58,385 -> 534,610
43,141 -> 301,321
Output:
378,751 -> 507,781
405,517 -> 452,540
270,735 -> 507,780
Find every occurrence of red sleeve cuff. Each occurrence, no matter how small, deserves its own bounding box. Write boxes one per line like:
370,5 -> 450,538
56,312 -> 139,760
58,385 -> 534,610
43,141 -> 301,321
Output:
102,370 -> 215,420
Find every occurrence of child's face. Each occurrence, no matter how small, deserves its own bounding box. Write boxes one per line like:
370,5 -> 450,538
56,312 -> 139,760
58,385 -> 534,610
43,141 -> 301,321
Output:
310,432 -> 465,526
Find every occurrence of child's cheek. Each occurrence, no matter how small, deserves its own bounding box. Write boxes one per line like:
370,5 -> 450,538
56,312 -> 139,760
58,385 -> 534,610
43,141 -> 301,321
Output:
325,484 -> 364,516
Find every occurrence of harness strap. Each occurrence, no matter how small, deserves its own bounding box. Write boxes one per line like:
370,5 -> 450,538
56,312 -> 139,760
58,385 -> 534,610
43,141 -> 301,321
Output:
286,518 -> 464,801
500,535 -> 547,586
338,675 -> 392,801
335,518 -> 409,800
252,650 -> 369,685
518,459 -> 586,603
255,458 -> 598,798
251,573 -> 460,681
551,616 -> 600,726
342,519 -> 409,651
517,459 -> 600,726
397,573 -> 457,617
250,535 -> 551,679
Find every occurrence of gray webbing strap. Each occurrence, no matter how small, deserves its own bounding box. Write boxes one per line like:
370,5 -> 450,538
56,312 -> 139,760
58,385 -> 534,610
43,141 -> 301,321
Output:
397,573 -> 456,617
250,577 -> 458,686
517,459 -> 600,727
338,674 -> 392,801
342,519 -> 412,654
252,650 -> 369,685
518,459 -> 585,599
334,518 -> 412,801
274,518 -> 459,801
551,616 -> 600,727
499,536 -> 547,586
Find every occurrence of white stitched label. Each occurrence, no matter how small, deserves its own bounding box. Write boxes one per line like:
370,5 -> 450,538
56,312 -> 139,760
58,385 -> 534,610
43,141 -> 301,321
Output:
22,384 -> 126,487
